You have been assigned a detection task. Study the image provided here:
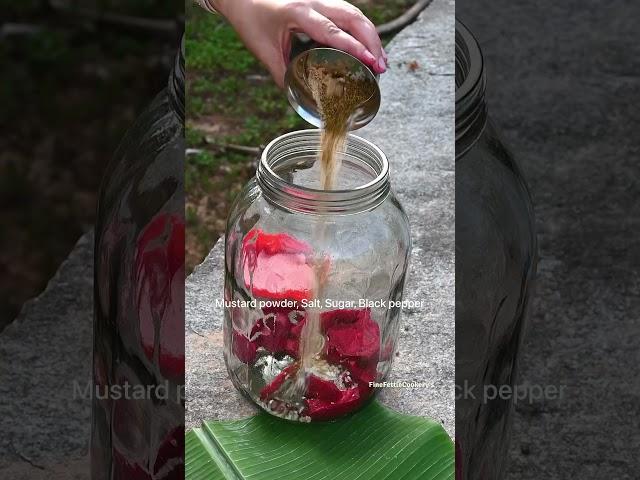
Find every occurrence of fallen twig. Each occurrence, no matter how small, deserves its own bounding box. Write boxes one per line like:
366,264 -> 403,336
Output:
376,0 -> 433,36
48,1 -> 182,39
188,323 -> 205,338
219,143 -> 262,155
204,138 -> 262,155
0,23 -> 42,38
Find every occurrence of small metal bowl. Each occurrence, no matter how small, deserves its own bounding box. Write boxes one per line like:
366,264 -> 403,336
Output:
284,47 -> 381,130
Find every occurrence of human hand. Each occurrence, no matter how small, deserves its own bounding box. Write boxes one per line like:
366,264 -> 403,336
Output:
212,0 -> 387,87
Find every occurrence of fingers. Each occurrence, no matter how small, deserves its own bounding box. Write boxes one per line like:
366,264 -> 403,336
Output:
268,56 -> 287,89
311,1 -> 386,73
266,35 -> 291,88
292,6 -> 380,73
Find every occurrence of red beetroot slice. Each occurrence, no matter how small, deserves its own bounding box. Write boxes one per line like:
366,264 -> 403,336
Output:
158,262 -> 185,382
322,308 -> 381,364
305,387 -> 362,421
250,308 -> 306,358
284,338 -> 300,358
244,228 -> 312,256
250,310 -> 291,352
153,426 -> 184,475
320,309 -> 366,331
285,312 -> 306,357
232,329 -> 258,364
344,358 -> 377,384
259,364 -> 298,400
112,448 -> 152,480
135,213 -> 185,381
344,358 -> 377,398
306,375 -> 343,402
242,229 -> 314,302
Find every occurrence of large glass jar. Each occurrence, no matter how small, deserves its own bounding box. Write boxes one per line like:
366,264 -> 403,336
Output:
455,20 -> 538,480
224,130 -> 411,422
92,42 -> 185,479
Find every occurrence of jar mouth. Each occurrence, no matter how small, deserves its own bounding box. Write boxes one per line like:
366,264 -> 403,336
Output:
455,20 -> 487,158
257,129 -> 390,214
455,20 -> 483,104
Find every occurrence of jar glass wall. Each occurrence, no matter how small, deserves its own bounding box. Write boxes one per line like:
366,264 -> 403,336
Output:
455,20 -> 538,480
92,42 -> 185,480
223,130 -> 411,422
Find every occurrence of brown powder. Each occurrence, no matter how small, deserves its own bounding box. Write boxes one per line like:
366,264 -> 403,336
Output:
307,64 -> 377,190
292,63 -> 376,399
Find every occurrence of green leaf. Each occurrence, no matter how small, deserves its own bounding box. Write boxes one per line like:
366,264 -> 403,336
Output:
186,400 -> 454,480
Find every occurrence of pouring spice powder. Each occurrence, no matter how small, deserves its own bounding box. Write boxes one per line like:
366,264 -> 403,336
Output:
306,63 -> 377,190
295,63 -> 377,410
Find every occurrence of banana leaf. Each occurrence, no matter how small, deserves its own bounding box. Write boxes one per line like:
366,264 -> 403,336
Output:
186,400 -> 454,480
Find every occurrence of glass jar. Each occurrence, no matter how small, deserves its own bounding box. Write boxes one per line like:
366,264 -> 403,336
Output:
223,130 -> 411,422
455,20 -> 538,480
92,41 -> 185,479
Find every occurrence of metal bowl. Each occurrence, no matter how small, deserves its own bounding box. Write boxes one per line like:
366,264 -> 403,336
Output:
284,47 -> 381,130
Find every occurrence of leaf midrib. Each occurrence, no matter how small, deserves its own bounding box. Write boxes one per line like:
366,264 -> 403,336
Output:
194,425 -> 246,480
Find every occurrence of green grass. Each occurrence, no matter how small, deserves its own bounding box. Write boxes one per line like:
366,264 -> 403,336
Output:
184,1 -> 414,271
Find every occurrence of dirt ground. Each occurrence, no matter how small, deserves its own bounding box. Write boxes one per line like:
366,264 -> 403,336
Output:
0,2 -> 180,330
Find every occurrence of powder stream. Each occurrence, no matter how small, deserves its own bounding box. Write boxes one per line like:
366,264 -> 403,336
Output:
291,63 -> 376,396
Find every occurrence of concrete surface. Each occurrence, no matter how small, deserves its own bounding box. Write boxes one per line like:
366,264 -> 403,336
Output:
458,1 -> 640,477
0,232 -> 93,477
186,0 -> 456,435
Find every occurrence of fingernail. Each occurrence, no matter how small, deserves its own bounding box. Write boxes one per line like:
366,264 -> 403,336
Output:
363,51 -> 377,66
377,57 -> 386,73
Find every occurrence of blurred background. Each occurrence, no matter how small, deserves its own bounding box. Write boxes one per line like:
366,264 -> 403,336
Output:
0,0 -> 182,330
184,0 -> 416,272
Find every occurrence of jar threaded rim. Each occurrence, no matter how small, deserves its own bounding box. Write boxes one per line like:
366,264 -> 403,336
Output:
456,19 -> 487,158
257,129 -> 390,215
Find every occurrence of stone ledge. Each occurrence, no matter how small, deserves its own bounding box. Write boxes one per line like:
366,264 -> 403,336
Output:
0,231 -> 93,475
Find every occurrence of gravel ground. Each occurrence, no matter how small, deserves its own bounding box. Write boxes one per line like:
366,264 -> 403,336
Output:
458,1 -> 640,477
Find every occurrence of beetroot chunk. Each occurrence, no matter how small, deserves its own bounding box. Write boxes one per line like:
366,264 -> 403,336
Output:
322,308 -> 381,364
306,375 -> 343,403
250,310 -> 291,353
242,229 -> 314,302
250,308 -> 306,359
232,329 -> 258,364
305,387 -> 362,421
